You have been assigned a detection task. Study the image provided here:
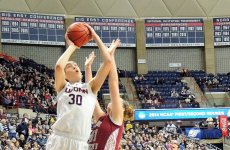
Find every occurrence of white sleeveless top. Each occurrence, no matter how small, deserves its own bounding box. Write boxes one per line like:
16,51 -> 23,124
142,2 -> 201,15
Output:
51,82 -> 97,142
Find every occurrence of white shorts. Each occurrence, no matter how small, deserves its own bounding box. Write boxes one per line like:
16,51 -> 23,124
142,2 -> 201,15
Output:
46,132 -> 88,150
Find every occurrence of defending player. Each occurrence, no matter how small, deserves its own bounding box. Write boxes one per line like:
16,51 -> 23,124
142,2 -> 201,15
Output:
86,39 -> 128,150
46,24 -> 112,150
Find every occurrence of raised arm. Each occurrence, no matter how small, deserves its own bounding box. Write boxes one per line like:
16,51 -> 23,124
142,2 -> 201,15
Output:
54,34 -> 78,92
84,24 -> 112,95
108,39 -> 123,125
85,52 -> 105,121
85,51 -> 96,83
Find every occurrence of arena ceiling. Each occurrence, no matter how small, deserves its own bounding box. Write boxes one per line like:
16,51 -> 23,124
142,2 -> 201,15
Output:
0,0 -> 230,18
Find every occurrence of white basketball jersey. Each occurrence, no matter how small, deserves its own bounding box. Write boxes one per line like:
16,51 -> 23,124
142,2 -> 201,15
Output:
51,82 -> 96,142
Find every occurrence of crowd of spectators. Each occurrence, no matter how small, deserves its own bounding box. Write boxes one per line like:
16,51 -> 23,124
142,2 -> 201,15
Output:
0,54 -> 123,113
187,70 -> 230,93
0,55 -> 56,114
121,121 -> 206,150
0,112 -> 56,150
1,110 -> 210,150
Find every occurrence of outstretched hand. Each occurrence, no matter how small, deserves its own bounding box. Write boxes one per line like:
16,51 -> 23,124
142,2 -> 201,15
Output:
84,23 -> 97,40
108,39 -> 121,55
85,51 -> 96,67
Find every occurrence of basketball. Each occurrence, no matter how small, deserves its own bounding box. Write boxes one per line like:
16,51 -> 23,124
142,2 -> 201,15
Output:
66,22 -> 92,47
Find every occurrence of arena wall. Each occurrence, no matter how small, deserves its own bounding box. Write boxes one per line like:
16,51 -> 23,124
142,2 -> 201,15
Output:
215,47 -> 230,73
147,47 -> 204,71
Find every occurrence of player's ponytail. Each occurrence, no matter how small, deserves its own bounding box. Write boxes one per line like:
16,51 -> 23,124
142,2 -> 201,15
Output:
122,100 -> 134,121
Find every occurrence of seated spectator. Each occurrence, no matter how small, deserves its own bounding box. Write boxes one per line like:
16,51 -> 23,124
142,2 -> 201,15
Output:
180,67 -> 190,77
134,123 -> 141,133
180,86 -> 188,98
36,133 -> 47,147
166,121 -> 177,133
125,121 -> 133,131
212,77 -> 219,86
23,143 -> 30,150
18,134 -> 27,148
149,88 -> 156,96
188,94 -> 196,101
27,134 -> 37,144
171,88 -> 179,98
28,123 -> 35,137
1,119 -> 9,133
177,124 -> 183,134
21,113 -> 29,124
133,75 -> 139,83
8,121 -> 17,139
139,74 -> 147,81
206,118 -> 215,129
185,98 -> 191,103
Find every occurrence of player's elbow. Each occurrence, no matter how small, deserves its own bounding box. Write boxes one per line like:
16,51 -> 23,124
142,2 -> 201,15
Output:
55,63 -> 64,70
104,57 -> 112,66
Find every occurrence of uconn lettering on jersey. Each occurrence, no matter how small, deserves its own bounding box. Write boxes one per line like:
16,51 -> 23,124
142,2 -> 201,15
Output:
65,87 -> 88,94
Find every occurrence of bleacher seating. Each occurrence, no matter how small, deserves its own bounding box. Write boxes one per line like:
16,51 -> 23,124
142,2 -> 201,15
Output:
133,71 -> 200,109
190,70 -> 230,93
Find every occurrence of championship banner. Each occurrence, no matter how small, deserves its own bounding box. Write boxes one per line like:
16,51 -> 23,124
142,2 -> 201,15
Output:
219,115 -> 228,137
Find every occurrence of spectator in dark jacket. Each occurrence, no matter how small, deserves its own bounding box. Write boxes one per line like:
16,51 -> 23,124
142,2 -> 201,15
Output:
16,121 -> 28,139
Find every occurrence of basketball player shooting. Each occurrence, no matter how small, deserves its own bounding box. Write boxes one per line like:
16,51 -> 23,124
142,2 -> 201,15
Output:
46,24 -> 113,150
85,39 -> 129,150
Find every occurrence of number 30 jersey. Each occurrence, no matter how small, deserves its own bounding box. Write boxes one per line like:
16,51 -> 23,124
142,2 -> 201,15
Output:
52,82 -> 97,142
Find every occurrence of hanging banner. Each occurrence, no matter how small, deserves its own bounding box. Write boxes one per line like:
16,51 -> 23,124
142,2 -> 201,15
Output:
185,127 -> 202,139
219,115 -> 228,137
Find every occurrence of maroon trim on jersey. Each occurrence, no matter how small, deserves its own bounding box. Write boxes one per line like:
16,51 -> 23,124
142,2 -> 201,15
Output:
88,115 -> 124,150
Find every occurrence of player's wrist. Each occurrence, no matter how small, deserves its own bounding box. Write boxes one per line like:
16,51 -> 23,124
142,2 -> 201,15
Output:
92,33 -> 99,40
69,44 -> 79,49
85,64 -> 91,67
